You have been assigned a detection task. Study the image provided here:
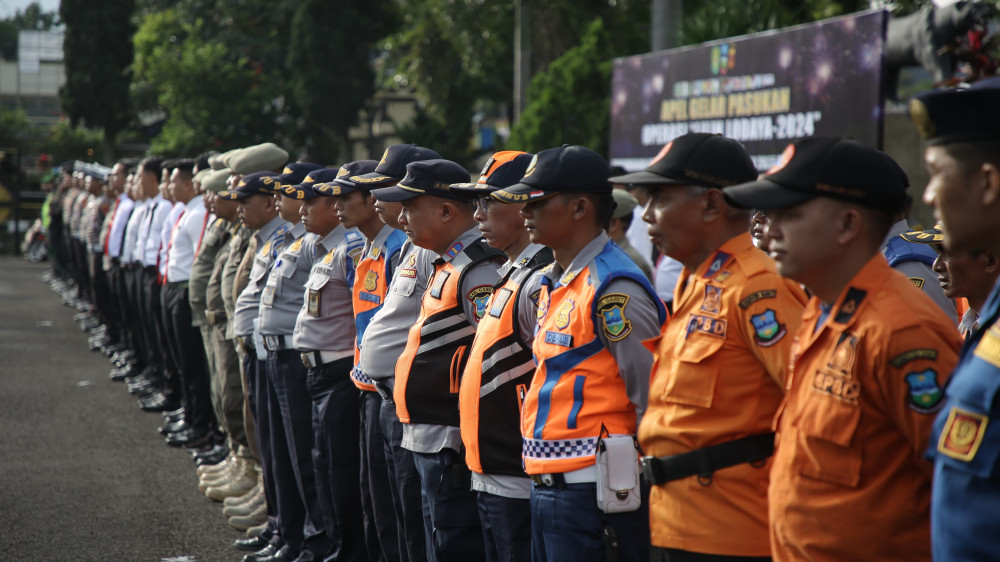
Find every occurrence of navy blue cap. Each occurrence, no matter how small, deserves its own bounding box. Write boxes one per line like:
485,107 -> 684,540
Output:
450,151 -> 533,196
217,171 -> 278,201
281,168 -> 339,200
350,144 -> 442,188
263,162 -> 323,194
724,137 -> 909,213
315,160 -> 380,196
909,80 -> 1000,146
492,145 -> 611,203
370,159 -> 471,202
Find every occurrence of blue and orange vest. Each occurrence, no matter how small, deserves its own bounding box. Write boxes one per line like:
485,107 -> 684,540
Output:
522,241 -> 666,474
351,228 -> 407,391
395,239 -> 504,426
461,248 -> 553,476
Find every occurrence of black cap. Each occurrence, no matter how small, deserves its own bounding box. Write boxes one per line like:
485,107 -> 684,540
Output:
909,79 -> 1000,146
608,133 -> 757,188
350,144 -> 443,188
492,145 -> 610,203
450,151 -> 533,196
217,171 -> 278,201
281,168 -> 339,200
314,160 -> 380,196
724,137 -> 909,213
370,159 -> 471,202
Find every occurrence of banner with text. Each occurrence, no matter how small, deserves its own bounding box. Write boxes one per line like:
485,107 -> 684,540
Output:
609,10 -> 887,172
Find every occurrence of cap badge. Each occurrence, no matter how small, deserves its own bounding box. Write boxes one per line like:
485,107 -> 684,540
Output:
767,144 -> 796,175
524,155 -> 539,177
651,141 -> 674,166
909,99 -> 936,140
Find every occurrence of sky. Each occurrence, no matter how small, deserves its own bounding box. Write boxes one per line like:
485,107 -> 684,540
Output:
0,0 -> 60,20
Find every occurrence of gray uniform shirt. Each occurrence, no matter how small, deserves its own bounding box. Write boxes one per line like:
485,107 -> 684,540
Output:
233,215 -> 290,337
358,240 -> 436,382
401,226 -> 506,455
540,232 -> 662,422
293,225 -> 365,351
258,222 -> 313,337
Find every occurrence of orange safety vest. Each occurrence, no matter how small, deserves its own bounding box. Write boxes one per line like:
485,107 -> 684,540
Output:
351,228 -> 407,391
521,242 -> 666,474
395,239 -> 504,426
461,248 -> 553,476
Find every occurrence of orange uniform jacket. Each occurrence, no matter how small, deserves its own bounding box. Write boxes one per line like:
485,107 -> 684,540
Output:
639,232 -> 807,556
769,255 -> 960,561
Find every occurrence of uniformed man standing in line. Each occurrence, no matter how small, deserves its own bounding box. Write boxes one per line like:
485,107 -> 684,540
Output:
452,151 -> 549,562
490,146 -> 665,562
354,144 -> 443,562
908,80 -> 1000,561
724,137 -> 960,561
289,166 -> 369,561
374,159 -> 504,562
610,133 -> 808,561
314,159 -> 403,562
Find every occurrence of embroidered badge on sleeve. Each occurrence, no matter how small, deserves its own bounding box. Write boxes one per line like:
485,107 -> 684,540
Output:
596,294 -> 631,341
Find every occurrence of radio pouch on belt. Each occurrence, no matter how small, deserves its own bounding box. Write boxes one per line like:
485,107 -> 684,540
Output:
595,434 -> 641,513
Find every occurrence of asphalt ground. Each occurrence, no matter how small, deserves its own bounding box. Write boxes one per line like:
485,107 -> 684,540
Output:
0,257 -> 243,562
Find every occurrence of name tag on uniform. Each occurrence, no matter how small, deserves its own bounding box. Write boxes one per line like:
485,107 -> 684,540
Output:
359,292 -> 380,304
262,285 -> 276,307
307,289 -> 321,316
544,331 -> 573,347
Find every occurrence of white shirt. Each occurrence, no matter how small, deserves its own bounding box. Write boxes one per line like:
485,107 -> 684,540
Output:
159,201 -> 185,278
121,199 -> 148,265
138,196 -> 173,267
106,194 -> 135,259
654,254 -> 683,303
167,197 -> 212,283
625,204 -> 654,272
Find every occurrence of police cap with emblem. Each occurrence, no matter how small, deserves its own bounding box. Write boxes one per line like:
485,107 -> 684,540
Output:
909,78 -> 1000,146
900,222 -> 944,246
724,137 -> 909,213
284,168 -> 340,200
351,144 -> 443,188
314,160 -> 380,196
609,133 -> 757,188
492,145 -> 610,203
370,159 -> 472,202
450,151 -> 534,197
216,171 -> 278,201
262,162 -> 323,195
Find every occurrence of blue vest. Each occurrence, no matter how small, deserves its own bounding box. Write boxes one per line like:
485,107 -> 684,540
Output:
882,235 -> 937,268
927,277 -> 1000,560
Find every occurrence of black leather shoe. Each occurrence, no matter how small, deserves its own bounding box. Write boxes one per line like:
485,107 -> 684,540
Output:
243,545 -> 278,562
234,536 -> 269,552
194,445 -> 229,466
165,428 -> 212,448
109,365 -> 138,382
158,419 -> 189,435
138,392 -> 177,412
127,381 -> 157,396
162,406 -> 185,419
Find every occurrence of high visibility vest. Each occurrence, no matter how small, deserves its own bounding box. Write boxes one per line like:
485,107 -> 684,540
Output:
395,239 -> 504,426
351,229 -> 407,391
461,248 -> 553,476
522,241 -> 666,474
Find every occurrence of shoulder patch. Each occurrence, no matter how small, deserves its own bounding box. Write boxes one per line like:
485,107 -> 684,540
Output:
467,285 -> 494,321
596,293 -> 631,341
973,325 -> 1000,368
905,369 -> 943,412
938,407 -> 989,462
739,289 -> 777,309
909,277 -> 925,289
834,288 -> 867,324
701,285 -> 723,315
890,348 -> 938,368
349,246 -> 365,268
750,309 -> 787,347
529,289 -> 542,306
704,251 -> 732,279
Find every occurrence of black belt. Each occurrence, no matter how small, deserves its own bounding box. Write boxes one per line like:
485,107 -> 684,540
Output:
373,379 -> 393,401
262,334 -> 293,351
641,433 -> 775,486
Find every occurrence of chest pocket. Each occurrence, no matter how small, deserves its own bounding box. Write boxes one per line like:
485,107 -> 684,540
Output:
249,257 -> 269,288
306,268 -> 331,292
661,331 -> 725,409
278,255 -> 298,278
790,371 -> 863,488
392,272 -> 418,298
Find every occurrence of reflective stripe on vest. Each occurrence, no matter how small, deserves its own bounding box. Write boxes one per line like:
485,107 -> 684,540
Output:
521,241 -> 666,474
461,249 -> 553,476
395,239 -> 503,426
351,229 -> 407,391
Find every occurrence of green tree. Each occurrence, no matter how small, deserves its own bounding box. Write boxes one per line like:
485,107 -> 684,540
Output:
507,19 -> 613,154
59,0 -> 135,161
131,1 -> 295,156
0,2 -> 61,60
285,0 -> 396,162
